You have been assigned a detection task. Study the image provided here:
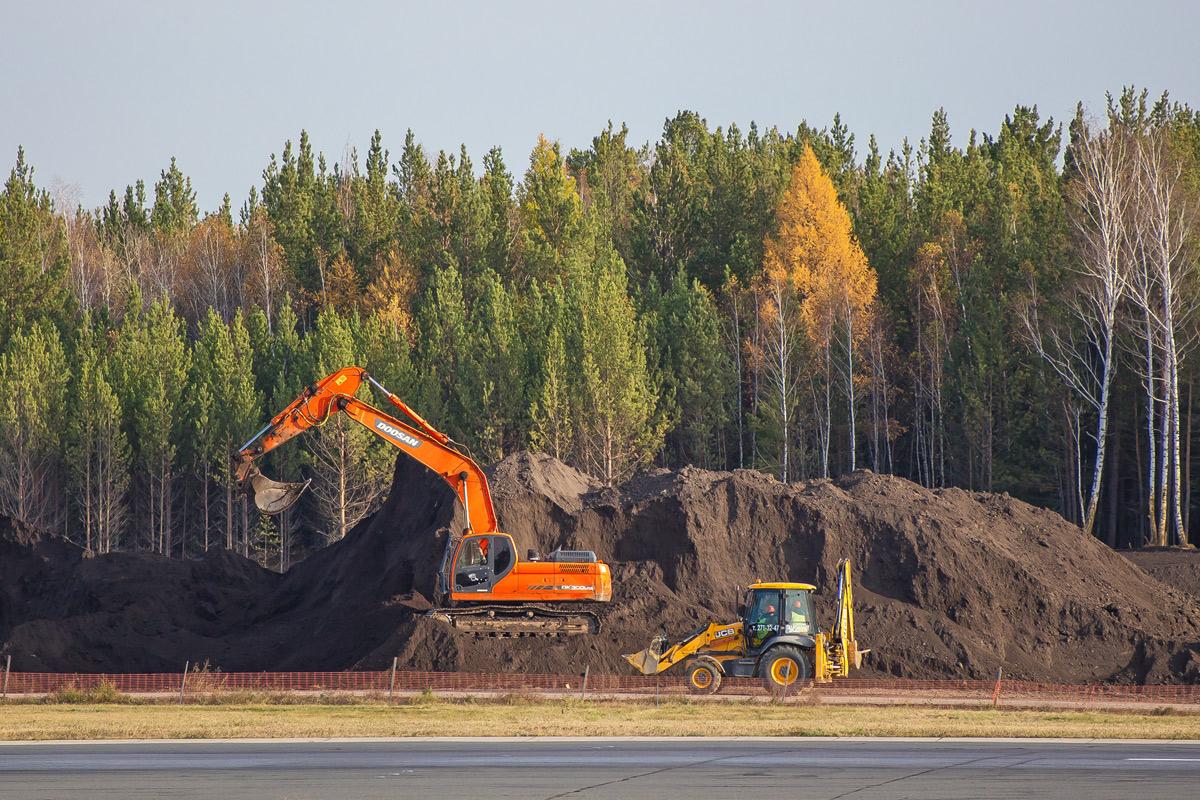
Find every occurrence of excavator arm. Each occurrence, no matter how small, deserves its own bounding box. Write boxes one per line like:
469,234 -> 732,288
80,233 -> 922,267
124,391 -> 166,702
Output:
234,366 -> 498,534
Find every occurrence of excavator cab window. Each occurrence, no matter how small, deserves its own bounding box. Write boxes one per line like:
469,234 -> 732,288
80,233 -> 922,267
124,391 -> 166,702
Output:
454,536 -> 494,592
461,538 -> 487,567
745,589 -> 782,652
492,536 -> 513,576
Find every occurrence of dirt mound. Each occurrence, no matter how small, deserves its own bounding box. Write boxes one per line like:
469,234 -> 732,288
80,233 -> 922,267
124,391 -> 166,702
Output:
3,453 -> 1200,683
1124,549 -> 1200,600
0,515 -> 280,673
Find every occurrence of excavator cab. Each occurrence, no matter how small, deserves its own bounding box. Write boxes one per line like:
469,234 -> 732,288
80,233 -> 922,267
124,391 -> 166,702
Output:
452,533 -> 516,593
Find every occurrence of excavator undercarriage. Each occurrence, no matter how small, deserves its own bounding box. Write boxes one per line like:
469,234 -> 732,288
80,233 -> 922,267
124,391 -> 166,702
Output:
426,605 -> 600,636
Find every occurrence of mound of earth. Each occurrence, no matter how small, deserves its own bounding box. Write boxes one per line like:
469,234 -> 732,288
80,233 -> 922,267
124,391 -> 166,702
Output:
0,516 -> 281,673
3,452 -> 1200,683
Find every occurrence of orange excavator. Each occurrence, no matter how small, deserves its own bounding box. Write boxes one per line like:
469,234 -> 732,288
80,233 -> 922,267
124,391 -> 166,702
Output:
233,366 -> 612,635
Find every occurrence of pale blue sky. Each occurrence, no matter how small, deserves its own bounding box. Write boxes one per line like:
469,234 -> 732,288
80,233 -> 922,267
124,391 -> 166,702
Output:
3,0 -> 1197,211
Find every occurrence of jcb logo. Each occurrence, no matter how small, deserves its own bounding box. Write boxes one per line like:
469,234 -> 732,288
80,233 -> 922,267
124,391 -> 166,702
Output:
375,419 -> 422,449
714,627 -> 736,639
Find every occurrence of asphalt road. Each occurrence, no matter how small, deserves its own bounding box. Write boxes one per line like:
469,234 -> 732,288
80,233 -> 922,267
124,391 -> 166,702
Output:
3,737 -> 1200,799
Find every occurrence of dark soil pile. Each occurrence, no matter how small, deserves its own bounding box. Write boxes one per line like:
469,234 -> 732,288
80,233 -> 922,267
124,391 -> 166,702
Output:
1122,549 -> 1200,602
0,516 -> 281,673
3,452 -> 1200,683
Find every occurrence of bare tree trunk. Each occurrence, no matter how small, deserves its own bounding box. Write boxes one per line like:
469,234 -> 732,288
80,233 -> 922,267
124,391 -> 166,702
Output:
1107,425 -> 1121,548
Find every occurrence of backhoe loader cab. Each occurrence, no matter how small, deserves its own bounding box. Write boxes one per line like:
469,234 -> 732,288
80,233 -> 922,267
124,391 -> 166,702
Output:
743,583 -> 816,649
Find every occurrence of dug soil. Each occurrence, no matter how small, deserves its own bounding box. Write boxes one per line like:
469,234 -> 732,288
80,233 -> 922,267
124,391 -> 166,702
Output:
3,453 -> 1200,684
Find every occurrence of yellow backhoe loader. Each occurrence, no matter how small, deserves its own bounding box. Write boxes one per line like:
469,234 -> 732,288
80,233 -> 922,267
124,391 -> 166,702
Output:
624,559 -> 867,694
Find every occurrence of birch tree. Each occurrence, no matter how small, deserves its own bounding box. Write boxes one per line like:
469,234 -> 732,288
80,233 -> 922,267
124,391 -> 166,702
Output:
1021,122 -> 1132,537
1127,129 -> 1200,545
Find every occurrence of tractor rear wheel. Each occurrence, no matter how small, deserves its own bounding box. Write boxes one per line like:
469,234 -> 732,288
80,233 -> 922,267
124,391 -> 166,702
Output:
761,646 -> 810,696
684,660 -> 722,694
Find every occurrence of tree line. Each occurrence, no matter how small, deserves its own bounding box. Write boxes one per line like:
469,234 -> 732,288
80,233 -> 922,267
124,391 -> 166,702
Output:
2,87 -> 1199,567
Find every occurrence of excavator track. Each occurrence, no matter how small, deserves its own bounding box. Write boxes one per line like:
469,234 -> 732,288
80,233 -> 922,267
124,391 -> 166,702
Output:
426,605 -> 601,636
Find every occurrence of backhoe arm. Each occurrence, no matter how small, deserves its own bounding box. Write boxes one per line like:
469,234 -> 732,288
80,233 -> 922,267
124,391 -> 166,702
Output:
234,366 -> 498,534
814,559 -> 868,680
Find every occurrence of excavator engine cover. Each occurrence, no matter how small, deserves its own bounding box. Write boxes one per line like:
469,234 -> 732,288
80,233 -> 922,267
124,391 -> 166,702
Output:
249,469 -> 311,515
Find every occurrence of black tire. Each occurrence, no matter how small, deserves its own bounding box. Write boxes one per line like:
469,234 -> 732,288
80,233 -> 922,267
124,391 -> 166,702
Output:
760,645 -> 811,695
684,660 -> 722,695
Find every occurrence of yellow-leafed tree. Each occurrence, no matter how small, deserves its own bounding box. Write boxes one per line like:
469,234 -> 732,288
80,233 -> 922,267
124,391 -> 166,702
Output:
760,144 -> 877,478
364,247 -> 421,344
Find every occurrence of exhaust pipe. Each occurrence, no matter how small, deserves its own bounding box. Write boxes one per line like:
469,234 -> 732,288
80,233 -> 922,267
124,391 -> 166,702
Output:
246,466 -> 311,515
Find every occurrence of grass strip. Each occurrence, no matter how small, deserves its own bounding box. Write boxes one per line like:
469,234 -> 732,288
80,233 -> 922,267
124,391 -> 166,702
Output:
3,696 -> 1200,740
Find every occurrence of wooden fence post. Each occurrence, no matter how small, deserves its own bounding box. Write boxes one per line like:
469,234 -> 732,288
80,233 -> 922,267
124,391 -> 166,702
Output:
580,666 -> 589,701
991,667 -> 1003,707
2,655 -> 9,699
389,657 -> 398,703
179,662 -> 189,705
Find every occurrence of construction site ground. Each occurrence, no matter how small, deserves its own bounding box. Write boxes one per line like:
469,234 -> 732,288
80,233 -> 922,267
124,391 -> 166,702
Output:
3,452 -> 1200,687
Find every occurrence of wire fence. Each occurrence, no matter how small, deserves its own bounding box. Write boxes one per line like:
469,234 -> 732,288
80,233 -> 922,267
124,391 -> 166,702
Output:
4,667 -> 1200,708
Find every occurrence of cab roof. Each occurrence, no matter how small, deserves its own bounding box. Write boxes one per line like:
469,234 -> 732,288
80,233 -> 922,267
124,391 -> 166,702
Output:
749,581 -> 816,591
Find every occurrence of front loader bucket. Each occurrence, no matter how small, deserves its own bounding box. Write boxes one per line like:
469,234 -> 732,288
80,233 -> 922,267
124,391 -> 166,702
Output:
623,636 -> 667,675
249,469 -> 311,515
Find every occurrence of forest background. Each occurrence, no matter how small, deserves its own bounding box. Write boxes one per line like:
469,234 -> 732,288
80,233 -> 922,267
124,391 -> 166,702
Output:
3,88 -> 1199,569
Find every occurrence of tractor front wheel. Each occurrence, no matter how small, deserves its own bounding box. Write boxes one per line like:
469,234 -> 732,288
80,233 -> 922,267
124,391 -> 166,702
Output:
761,646 -> 810,696
684,660 -> 722,695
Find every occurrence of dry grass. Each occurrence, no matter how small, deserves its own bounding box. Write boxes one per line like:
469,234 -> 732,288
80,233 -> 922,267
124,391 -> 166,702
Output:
3,697 -> 1200,740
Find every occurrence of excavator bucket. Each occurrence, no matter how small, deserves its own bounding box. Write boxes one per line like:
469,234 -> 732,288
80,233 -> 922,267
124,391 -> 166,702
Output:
248,469 -> 311,515
623,636 -> 667,675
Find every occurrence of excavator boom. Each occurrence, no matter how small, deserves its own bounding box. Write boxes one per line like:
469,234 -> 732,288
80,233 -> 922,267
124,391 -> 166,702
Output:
234,367 -> 497,534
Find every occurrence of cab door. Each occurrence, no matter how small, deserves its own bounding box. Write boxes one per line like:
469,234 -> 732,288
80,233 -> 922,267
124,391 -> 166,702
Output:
744,589 -> 782,655
452,534 -> 515,594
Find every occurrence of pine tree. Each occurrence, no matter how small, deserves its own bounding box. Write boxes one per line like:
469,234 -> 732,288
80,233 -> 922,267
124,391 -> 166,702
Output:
0,148 -> 70,345
528,281 -> 574,460
69,321 -> 130,553
654,269 -> 732,468
303,309 -> 391,543
112,299 -> 190,553
194,309 -> 261,556
0,322 -> 69,530
263,298 -> 306,568
413,263 -> 469,433
570,234 -> 664,483
517,135 -> 582,284
460,270 -> 523,460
